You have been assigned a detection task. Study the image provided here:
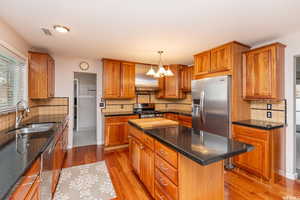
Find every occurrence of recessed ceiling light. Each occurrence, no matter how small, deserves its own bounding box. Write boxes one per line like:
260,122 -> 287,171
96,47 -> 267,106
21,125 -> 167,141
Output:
53,25 -> 70,33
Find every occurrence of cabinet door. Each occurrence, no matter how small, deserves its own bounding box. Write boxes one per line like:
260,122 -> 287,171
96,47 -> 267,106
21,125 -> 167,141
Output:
105,122 -> 125,147
29,53 -> 49,99
233,125 -> 271,180
120,62 -> 135,98
243,48 -> 273,99
165,65 -> 185,99
194,51 -> 210,75
141,146 -> 155,196
156,77 -> 165,98
103,60 -> 121,98
210,44 -> 232,72
129,137 -> 142,176
47,57 -> 55,97
180,67 -> 192,92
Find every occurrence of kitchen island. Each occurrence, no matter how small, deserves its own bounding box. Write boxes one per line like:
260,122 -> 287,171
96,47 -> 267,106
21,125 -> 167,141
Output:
128,118 -> 253,200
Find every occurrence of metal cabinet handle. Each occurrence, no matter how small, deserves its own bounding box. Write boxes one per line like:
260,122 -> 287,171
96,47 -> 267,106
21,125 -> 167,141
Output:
159,164 -> 169,171
140,145 -> 144,150
159,149 -> 167,156
158,194 -> 165,200
158,177 -> 168,186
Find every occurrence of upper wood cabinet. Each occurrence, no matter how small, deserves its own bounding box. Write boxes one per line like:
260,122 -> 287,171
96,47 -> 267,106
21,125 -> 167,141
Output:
29,52 -> 55,99
210,44 -> 232,72
102,59 -> 135,99
194,51 -> 211,76
156,65 -> 186,99
243,43 -> 285,100
180,66 -> 192,92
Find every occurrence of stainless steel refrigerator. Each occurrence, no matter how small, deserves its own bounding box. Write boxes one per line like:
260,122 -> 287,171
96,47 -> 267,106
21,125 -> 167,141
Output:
192,75 -> 231,138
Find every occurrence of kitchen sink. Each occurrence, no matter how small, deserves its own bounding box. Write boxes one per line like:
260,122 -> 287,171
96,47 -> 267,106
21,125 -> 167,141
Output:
7,123 -> 55,135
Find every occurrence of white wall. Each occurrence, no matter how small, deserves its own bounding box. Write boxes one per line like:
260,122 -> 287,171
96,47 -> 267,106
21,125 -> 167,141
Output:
255,31 -> 300,179
54,55 -> 103,148
0,18 -> 29,56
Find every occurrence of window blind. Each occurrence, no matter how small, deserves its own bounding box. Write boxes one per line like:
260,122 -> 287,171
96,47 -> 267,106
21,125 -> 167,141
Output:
0,45 -> 26,113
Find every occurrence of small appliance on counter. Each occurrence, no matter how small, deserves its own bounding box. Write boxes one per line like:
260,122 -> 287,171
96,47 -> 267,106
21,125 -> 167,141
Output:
133,103 -> 163,118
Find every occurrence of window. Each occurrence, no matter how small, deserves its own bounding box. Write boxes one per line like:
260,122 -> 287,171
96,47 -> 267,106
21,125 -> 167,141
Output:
0,44 -> 26,113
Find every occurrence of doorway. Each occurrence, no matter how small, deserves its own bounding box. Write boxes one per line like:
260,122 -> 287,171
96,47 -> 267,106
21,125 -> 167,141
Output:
295,56 -> 300,177
73,72 -> 97,147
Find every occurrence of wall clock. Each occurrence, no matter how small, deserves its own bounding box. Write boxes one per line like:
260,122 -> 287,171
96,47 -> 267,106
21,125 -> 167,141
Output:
79,61 -> 89,71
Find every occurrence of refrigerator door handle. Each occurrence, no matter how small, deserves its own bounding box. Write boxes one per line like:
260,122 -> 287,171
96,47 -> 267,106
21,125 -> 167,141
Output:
201,91 -> 205,124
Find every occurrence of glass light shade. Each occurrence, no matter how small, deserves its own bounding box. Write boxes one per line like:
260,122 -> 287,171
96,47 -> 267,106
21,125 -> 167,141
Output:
157,65 -> 166,75
153,71 -> 161,78
146,67 -> 156,76
165,68 -> 174,76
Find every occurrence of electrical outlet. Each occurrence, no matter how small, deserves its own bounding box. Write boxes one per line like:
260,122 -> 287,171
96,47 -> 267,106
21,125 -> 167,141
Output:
267,104 -> 272,110
99,102 -> 105,108
267,111 -> 272,118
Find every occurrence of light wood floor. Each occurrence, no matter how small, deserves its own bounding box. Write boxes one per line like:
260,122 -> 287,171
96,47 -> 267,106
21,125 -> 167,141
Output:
63,145 -> 300,200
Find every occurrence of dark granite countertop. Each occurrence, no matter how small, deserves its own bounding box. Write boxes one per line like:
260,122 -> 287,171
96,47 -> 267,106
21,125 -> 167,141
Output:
157,109 -> 192,116
0,114 -> 68,200
129,121 -> 253,166
102,111 -> 137,117
232,120 -> 285,130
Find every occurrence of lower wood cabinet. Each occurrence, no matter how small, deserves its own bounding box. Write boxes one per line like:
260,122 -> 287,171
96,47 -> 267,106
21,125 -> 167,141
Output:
10,158 -> 41,200
105,115 -> 139,147
141,145 -> 155,196
232,124 -> 284,182
129,136 -> 142,176
164,113 -> 192,128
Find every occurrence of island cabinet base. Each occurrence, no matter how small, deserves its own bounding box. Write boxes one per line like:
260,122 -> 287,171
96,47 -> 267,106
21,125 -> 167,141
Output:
128,125 -> 225,200
179,155 -> 224,200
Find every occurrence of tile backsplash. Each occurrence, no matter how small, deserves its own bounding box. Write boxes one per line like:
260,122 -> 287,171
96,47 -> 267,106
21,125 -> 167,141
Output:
250,100 -> 286,124
0,97 -> 69,132
102,93 -> 193,113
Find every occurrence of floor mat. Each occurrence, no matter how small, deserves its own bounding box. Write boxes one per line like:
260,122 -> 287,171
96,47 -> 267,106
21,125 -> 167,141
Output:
54,161 -> 116,200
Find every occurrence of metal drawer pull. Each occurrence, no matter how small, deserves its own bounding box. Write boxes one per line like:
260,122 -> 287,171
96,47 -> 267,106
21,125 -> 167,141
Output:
159,164 -> 169,171
158,177 -> 168,186
159,149 -> 167,156
158,194 -> 165,200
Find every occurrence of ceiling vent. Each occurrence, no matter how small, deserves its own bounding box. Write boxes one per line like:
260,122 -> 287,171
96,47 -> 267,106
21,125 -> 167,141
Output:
41,28 -> 52,36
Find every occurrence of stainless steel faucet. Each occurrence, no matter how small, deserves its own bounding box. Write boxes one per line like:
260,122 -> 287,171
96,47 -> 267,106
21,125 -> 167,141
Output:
15,100 -> 30,128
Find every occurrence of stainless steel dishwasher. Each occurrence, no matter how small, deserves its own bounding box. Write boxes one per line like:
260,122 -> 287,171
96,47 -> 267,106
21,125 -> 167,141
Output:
40,139 -> 55,200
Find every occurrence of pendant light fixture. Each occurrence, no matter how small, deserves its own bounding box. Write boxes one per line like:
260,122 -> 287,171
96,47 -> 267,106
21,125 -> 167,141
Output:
146,51 -> 174,78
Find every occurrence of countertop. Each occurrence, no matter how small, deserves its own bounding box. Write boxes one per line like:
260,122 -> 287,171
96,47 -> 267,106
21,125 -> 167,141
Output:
156,109 -> 192,116
0,114 -> 68,200
102,110 -> 192,117
129,119 -> 253,166
102,111 -> 137,117
232,120 -> 285,130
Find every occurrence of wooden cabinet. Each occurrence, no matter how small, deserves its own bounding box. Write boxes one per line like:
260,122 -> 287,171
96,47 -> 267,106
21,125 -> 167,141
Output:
29,52 -> 55,99
103,60 -> 121,98
194,51 -> 211,75
210,44 -> 232,72
164,65 -> 186,99
164,113 -> 192,128
232,124 -> 284,182
103,59 -> 135,99
180,66 -> 192,92
104,115 -> 138,147
243,43 -> 285,100
10,158 -> 41,200
156,65 -> 186,99
120,62 -> 135,98
129,136 -> 142,176
141,145 -> 155,196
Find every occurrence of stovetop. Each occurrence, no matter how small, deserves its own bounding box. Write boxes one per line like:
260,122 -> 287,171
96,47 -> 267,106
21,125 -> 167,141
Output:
134,110 -> 163,114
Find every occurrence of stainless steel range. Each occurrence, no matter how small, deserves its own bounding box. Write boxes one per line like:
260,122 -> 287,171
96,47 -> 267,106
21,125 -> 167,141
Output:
133,103 -> 163,118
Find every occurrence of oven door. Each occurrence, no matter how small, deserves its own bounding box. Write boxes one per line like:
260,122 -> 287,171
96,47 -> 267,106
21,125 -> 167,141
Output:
140,114 -> 155,118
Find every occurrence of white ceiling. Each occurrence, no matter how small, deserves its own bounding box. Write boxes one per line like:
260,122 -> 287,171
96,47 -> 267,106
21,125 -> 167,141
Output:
1,0 -> 300,64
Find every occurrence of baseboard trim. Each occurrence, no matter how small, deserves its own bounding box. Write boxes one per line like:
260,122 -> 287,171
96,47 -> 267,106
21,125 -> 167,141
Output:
104,144 -> 129,152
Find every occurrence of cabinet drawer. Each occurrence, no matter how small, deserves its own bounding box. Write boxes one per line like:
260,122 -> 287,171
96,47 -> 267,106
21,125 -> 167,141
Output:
155,155 -> 178,185
155,169 -> 178,200
143,133 -> 154,150
128,125 -> 144,141
155,141 -> 178,168
155,182 -> 172,200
